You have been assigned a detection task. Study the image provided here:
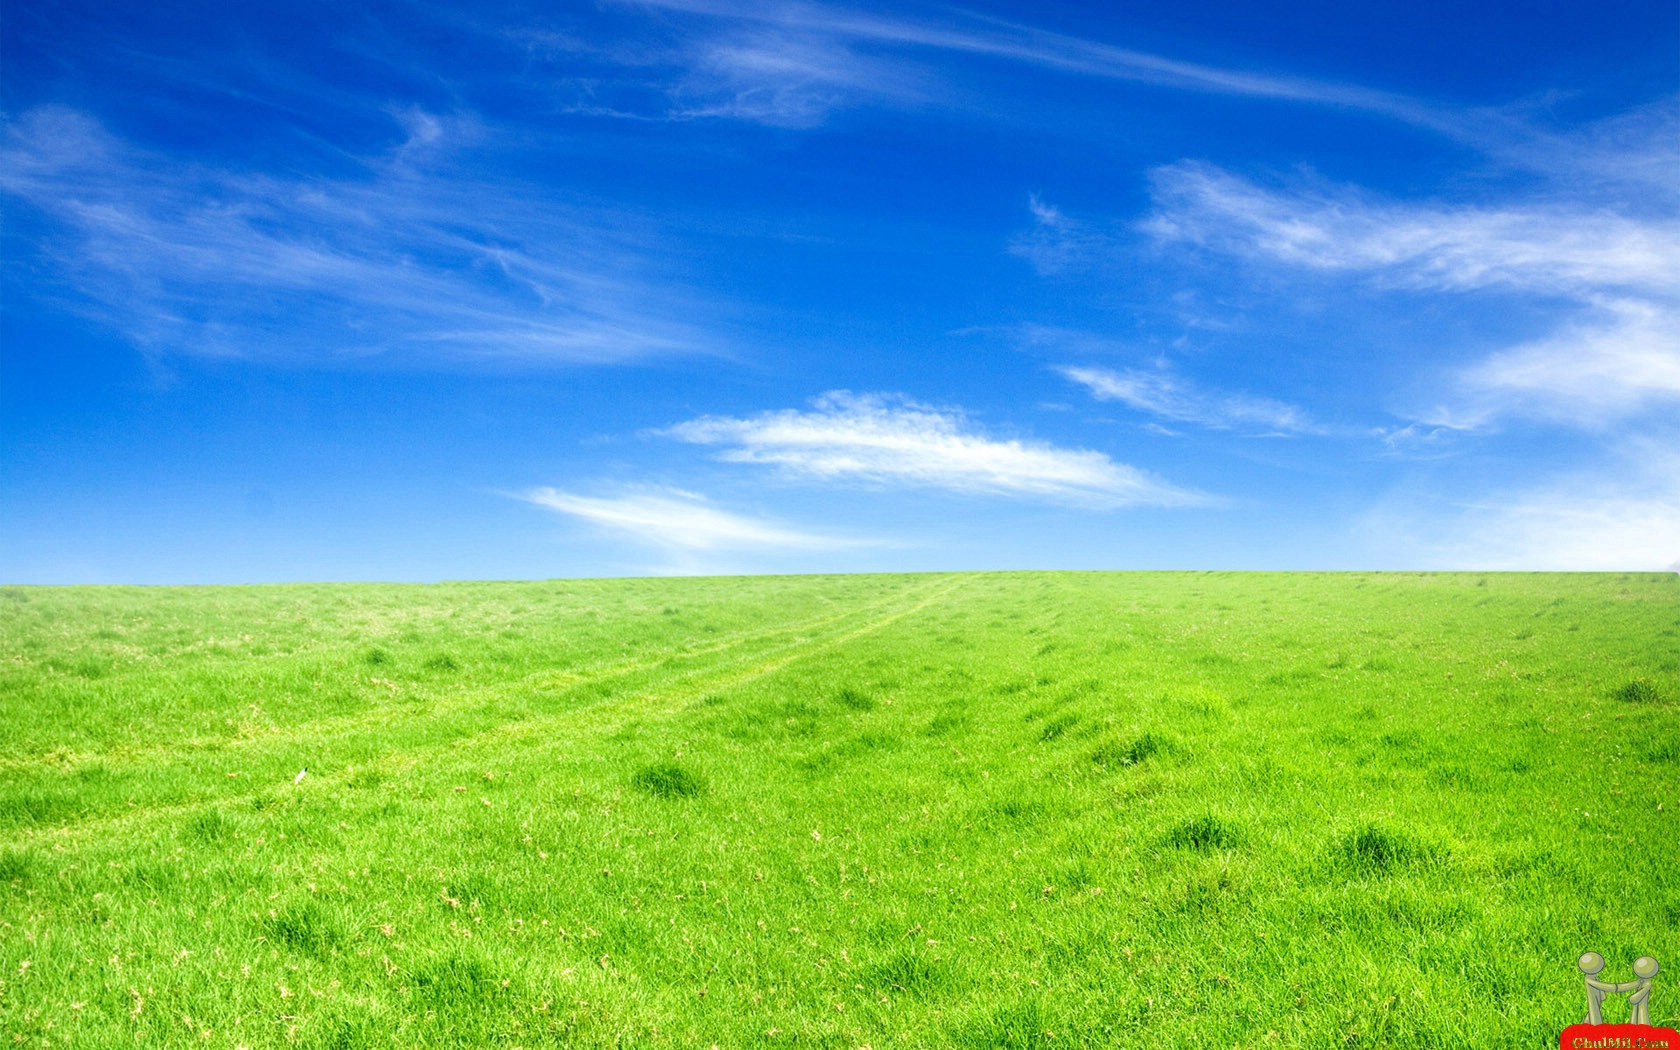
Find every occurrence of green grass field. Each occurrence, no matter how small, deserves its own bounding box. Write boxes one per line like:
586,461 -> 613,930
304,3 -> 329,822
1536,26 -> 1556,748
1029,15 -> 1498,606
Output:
2,572 -> 1676,1047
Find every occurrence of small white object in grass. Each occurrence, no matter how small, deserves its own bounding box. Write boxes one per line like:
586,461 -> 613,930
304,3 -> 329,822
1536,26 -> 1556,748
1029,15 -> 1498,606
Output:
294,769 -> 307,784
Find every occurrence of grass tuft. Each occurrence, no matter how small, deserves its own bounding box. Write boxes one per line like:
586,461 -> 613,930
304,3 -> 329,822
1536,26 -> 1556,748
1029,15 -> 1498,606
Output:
1165,814 -> 1240,851
862,950 -> 945,995
266,900 -> 341,955
1643,737 -> 1679,764
411,951 -> 499,1009
1040,712 -> 1079,741
835,686 -> 876,711
960,996 -> 1053,1049
319,1016 -> 380,1050
184,808 -> 230,843
1615,677 -> 1662,703
0,787 -> 80,828
923,710 -> 968,736
347,766 -> 388,789
631,761 -> 707,799
1092,730 -> 1171,767
983,798 -> 1041,826
1338,822 -> 1437,874
423,652 -> 461,672
0,847 -> 34,886
67,655 -> 112,679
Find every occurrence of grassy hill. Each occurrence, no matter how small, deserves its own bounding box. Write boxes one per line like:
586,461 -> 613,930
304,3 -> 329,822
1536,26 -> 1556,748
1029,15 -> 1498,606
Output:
2,572 -> 1676,1046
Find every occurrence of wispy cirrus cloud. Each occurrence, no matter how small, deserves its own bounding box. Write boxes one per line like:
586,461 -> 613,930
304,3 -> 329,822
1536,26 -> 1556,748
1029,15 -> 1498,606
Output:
1444,299 -> 1680,428
1008,196 -> 1121,276
664,390 -> 1210,507
0,106 -> 711,364
586,0 -> 1680,236
1137,159 -> 1680,430
1483,95 -> 1680,207
669,26 -> 930,126
614,0 -> 1448,130
519,486 -> 869,551
1059,365 -> 1322,435
1142,161 -> 1680,297
512,4 -> 931,127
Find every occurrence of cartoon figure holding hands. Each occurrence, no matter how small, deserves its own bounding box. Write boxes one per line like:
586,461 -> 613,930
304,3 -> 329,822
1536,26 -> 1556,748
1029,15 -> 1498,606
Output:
1579,952 -> 1660,1024
1629,956 -> 1659,1026
1578,952 -> 1630,1023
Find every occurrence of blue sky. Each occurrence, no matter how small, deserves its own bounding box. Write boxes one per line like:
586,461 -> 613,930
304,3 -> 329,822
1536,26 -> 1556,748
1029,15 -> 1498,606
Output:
3,0 -> 1677,582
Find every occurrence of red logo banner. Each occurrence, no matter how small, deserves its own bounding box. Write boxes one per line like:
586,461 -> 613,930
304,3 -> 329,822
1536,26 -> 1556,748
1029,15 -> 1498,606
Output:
1559,1022 -> 1680,1049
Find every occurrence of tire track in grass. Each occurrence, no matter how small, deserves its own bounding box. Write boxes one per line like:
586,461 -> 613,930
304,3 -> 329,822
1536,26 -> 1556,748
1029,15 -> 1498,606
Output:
452,570 -> 973,747
11,574 -> 970,844
0,577 -> 931,776
3,576 -> 941,820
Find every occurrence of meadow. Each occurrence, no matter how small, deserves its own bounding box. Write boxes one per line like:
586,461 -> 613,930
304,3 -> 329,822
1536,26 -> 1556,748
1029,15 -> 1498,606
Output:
1,571 -> 1676,1048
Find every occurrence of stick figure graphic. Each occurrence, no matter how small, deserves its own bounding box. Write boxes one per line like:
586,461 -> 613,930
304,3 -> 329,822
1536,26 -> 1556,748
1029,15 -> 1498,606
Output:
1629,956 -> 1659,1026
1579,952 -> 1639,1024
1581,953 -> 1612,1023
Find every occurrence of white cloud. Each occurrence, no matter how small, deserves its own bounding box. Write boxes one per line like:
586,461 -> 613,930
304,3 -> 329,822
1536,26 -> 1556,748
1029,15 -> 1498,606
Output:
1449,300 -> 1680,427
607,1 -> 1677,217
619,0 -> 1444,130
0,106 -> 709,364
664,390 -> 1209,507
525,6 -> 930,127
1483,96 -> 1680,207
1143,162 -> 1680,298
1009,195 -> 1121,276
1374,423 -> 1464,460
1140,161 -> 1680,430
1060,365 -> 1321,435
671,27 -> 928,126
1365,444 -> 1680,571
520,486 -> 866,550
